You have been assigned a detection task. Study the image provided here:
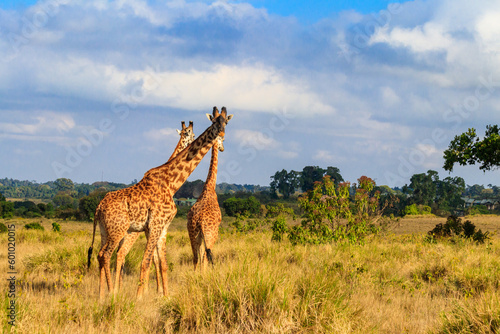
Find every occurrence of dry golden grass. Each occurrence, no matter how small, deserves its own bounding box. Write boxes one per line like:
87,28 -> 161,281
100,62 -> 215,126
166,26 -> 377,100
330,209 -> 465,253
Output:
1,215 -> 500,333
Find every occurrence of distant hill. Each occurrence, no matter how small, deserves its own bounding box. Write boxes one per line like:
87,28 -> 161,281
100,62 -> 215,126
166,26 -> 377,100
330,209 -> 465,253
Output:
0,177 -> 269,200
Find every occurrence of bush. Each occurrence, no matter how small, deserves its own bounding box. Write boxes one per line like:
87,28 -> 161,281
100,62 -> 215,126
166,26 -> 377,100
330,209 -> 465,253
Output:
466,205 -> 490,216
0,222 -> 8,233
403,204 -> 432,216
223,196 -> 261,217
24,222 -> 45,231
52,222 -> 61,232
79,190 -> 108,221
427,215 -> 490,244
271,216 -> 288,242
290,175 -> 382,246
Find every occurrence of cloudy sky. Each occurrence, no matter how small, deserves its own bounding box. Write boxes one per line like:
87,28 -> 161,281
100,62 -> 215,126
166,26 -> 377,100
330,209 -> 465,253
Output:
1,0 -> 500,188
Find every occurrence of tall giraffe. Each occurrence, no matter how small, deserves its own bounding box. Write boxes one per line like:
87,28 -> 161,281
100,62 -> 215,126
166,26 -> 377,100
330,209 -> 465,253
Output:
187,110 -> 231,271
88,108 -> 232,300
113,121 -> 194,294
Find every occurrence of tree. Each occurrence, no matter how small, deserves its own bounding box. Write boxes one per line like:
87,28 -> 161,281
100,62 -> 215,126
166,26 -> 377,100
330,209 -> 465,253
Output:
54,178 -> 75,193
286,175 -> 381,245
443,125 -> 500,172
408,170 -> 439,206
435,176 -> 465,210
300,166 -> 326,192
79,190 -> 108,221
270,169 -> 299,199
52,192 -> 76,208
325,167 -> 344,187
222,196 -> 261,217
465,184 -> 485,198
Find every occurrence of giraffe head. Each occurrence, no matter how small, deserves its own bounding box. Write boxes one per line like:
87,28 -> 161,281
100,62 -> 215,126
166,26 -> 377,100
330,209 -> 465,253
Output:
207,107 -> 232,151
206,106 -> 233,135
176,121 -> 195,149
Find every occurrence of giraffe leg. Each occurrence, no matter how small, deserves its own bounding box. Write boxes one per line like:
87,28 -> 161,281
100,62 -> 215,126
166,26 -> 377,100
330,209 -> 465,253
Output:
97,232 -> 108,302
191,240 -> 199,271
137,222 -> 163,299
153,247 -> 162,294
98,238 -> 121,302
156,214 -> 175,296
114,232 -> 140,295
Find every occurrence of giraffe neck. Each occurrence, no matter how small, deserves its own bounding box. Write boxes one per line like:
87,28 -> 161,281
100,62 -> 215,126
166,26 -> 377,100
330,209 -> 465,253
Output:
143,124 -> 220,195
201,141 -> 219,194
166,139 -> 184,163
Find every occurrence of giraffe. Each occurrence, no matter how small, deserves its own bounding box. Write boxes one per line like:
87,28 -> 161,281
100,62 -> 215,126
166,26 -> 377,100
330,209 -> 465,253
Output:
187,110 -> 231,271
113,120 -> 195,294
88,107 -> 232,301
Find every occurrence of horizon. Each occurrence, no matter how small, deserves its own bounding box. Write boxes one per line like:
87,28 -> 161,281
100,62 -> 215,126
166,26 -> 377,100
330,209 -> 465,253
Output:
1,0 -> 500,188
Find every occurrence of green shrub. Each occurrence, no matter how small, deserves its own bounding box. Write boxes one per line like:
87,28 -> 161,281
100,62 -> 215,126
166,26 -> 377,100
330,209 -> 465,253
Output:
427,215 -> 490,244
404,204 -> 432,216
52,222 -> 61,232
466,205 -> 490,216
24,222 -> 45,231
292,175 -> 382,245
271,216 -> 288,242
0,222 -> 8,233
223,196 -> 261,217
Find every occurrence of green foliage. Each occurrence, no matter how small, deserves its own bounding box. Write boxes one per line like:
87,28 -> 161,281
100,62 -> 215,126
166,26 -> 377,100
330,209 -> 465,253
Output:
403,204 -> 432,216
1,199 -> 14,218
52,192 -> 77,208
54,178 -> 75,192
13,200 -> 43,218
466,205 -> 490,216
266,202 -> 296,219
223,196 -> 261,217
443,124 -> 500,171
289,175 -> 381,245
24,222 -> 45,231
270,169 -> 299,199
0,222 -> 8,233
408,170 -> 438,206
427,215 -> 490,244
79,190 -> 108,221
269,166 -> 344,197
271,216 -> 288,242
52,222 -> 61,232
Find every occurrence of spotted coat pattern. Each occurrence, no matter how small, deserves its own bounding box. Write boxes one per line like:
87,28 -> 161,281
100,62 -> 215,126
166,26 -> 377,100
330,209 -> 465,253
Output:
90,111 -> 228,301
187,135 -> 224,271
113,121 -> 194,294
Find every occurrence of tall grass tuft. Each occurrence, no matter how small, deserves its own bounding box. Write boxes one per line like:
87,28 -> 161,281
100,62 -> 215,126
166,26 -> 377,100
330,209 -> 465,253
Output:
434,292 -> 500,333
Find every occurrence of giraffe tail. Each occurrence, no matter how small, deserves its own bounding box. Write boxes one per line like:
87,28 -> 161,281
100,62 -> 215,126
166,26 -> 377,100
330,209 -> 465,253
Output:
206,249 -> 214,265
87,213 -> 98,270
201,230 -> 214,266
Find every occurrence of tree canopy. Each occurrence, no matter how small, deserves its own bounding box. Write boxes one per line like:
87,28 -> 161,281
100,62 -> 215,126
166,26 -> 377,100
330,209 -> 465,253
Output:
443,125 -> 500,172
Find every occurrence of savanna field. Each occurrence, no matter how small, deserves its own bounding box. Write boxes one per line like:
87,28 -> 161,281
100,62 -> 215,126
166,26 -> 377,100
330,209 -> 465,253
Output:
2,215 -> 500,334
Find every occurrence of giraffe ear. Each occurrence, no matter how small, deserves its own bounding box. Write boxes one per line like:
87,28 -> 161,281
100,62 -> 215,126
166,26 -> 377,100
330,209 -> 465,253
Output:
176,129 -> 181,135
206,113 -> 214,121
226,114 -> 233,121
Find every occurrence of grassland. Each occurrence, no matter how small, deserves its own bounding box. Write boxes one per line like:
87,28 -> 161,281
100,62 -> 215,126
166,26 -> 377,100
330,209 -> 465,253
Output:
1,216 -> 499,333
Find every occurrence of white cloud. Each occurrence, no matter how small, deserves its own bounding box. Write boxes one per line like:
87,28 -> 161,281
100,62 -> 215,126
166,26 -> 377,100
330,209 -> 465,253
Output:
233,129 -> 280,151
380,86 -> 400,107
0,112 -> 75,136
370,23 -> 452,53
314,150 -> 336,162
143,127 -> 179,142
476,11 -> 500,54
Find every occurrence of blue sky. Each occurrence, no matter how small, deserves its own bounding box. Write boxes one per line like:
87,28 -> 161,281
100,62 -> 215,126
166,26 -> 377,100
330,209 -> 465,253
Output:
1,0 -> 500,188
0,0 -> 396,21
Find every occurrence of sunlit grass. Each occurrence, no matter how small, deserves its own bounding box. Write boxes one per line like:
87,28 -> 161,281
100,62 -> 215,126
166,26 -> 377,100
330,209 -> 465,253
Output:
0,217 -> 499,333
